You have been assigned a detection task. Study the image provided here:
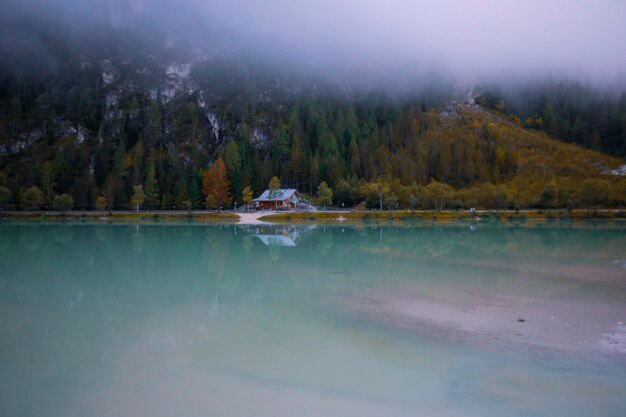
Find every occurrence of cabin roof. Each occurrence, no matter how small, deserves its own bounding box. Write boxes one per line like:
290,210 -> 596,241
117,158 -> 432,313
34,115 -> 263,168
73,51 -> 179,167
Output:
252,189 -> 299,202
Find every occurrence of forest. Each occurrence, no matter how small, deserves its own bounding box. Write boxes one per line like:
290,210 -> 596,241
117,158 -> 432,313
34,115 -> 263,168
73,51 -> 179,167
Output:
1,26 -> 626,211
477,81 -> 626,157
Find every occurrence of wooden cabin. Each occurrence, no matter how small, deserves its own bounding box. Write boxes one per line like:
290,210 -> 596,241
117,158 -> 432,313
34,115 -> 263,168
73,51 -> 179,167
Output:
252,189 -> 301,210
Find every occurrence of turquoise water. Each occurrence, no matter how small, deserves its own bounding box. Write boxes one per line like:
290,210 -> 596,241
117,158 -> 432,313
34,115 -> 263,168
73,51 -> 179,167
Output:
0,221 -> 625,417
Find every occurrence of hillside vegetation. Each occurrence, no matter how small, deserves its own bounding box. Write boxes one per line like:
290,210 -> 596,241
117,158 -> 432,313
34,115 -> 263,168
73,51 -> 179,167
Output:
478,81 -> 626,157
1,79 -> 624,212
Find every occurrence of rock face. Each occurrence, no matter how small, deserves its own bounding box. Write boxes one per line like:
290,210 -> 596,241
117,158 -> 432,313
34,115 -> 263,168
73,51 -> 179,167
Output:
251,127 -> 270,148
206,112 -> 221,141
608,165 -> 626,176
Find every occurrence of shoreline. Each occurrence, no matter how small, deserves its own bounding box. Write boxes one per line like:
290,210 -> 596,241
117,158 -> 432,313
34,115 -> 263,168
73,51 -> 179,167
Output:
0,210 -> 239,222
1,209 -> 626,223
258,209 -> 626,223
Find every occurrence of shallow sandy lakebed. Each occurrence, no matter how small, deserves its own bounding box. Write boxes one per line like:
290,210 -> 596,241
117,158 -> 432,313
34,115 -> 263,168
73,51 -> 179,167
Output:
349,289 -> 626,356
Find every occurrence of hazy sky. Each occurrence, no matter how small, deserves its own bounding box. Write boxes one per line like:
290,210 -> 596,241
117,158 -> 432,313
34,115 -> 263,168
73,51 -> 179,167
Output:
3,0 -> 626,83
205,0 -> 626,81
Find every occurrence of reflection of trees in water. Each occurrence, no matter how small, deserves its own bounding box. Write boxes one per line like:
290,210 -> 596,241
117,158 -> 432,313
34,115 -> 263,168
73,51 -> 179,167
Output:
131,229 -> 144,253
52,226 -> 74,245
297,224 -> 626,266
242,235 -> 253,252
0,233 -> 12,252
316,231 -> 334,256
204,228 -> 218,245
3,223 -> 625,358
179,226 -> 193,239
268,244 -> 281,261
203,226 -> 232,280
207,292 -> 219,323
6,224 -> 626,298
19,226 -> 44,252
95,226 -> 107,242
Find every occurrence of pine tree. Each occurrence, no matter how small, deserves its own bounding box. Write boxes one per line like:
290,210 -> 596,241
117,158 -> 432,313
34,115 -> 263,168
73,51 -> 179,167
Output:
132,140 -> 144,186
109,138 -> 128,208
94,144 -> 109,187
175,177 -> 190,209
348,137 -> 361,176
146,100 -> 162,148
144,155 -> 160,209
309,152 -> 320,194
189,172 -> 202,209
41,162 -> 55,207
289,132 -> 305,187
223,141 -> 242,199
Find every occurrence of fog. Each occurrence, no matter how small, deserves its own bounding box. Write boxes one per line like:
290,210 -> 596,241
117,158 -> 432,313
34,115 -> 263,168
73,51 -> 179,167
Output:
3,0 -> 626,85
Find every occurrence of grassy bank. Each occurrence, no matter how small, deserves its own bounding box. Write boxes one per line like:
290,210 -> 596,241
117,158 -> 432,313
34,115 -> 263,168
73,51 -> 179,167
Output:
259,209 -> 626,224
0,211 -> 239,222
2,209 -> 625,224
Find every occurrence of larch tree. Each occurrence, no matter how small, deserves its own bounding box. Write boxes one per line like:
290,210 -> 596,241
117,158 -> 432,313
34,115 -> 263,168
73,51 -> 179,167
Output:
95,196 -> 107,211
242,185 -> 254,208
268,176 -> 281,199
202,158 -> 232,209
360,180 -> 390,210
144,156 -> 160,209
426,180 -> 453,210
317,181 -> 333,210
130,185 -> 145,212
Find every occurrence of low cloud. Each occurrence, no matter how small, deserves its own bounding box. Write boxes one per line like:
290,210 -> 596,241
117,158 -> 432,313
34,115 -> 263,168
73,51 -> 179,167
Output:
2,0 -> 626,86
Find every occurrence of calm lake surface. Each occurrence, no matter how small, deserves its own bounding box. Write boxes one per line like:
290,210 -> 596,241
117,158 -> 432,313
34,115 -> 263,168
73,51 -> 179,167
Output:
1,220 -> 625,417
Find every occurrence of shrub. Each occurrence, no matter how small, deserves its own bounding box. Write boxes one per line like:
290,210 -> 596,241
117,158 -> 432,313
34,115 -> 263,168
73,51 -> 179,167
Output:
21,186 -> 44,210
95,196 -> 107,211
0,186 -> 13,210
52,194 -> 74,211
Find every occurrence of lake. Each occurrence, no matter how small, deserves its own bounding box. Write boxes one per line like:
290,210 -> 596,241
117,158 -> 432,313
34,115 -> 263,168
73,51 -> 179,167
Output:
1,220 -> 625,417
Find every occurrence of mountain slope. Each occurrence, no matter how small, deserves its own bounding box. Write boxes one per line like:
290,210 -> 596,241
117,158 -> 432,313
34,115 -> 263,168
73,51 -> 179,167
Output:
0,27 -> 624,210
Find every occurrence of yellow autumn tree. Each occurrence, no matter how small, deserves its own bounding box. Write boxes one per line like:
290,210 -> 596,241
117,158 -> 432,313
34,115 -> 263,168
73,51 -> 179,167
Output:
202,158 -> 232,209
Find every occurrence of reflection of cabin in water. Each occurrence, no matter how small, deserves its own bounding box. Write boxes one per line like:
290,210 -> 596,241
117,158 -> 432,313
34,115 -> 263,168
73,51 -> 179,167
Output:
252,189 -> 300,210
249,225 -> 316,247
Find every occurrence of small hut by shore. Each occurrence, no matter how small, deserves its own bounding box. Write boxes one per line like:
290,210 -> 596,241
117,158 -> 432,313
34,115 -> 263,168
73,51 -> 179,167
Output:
252,189 -> 301,210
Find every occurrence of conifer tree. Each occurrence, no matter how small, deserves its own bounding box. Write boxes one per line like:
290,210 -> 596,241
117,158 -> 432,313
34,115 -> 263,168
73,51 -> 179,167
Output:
202,158 -> 232,209
242,185 -> 254,209
130,185 -> 145,212
317,181 -> 333,210
223,141 -> 242,198
144,156 -> 160,209
268,176 -> 281,199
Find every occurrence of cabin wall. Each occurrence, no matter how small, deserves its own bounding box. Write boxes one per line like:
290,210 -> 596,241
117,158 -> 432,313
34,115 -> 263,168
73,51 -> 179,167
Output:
256,199 -> 296,210
254,191 -> 301,210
